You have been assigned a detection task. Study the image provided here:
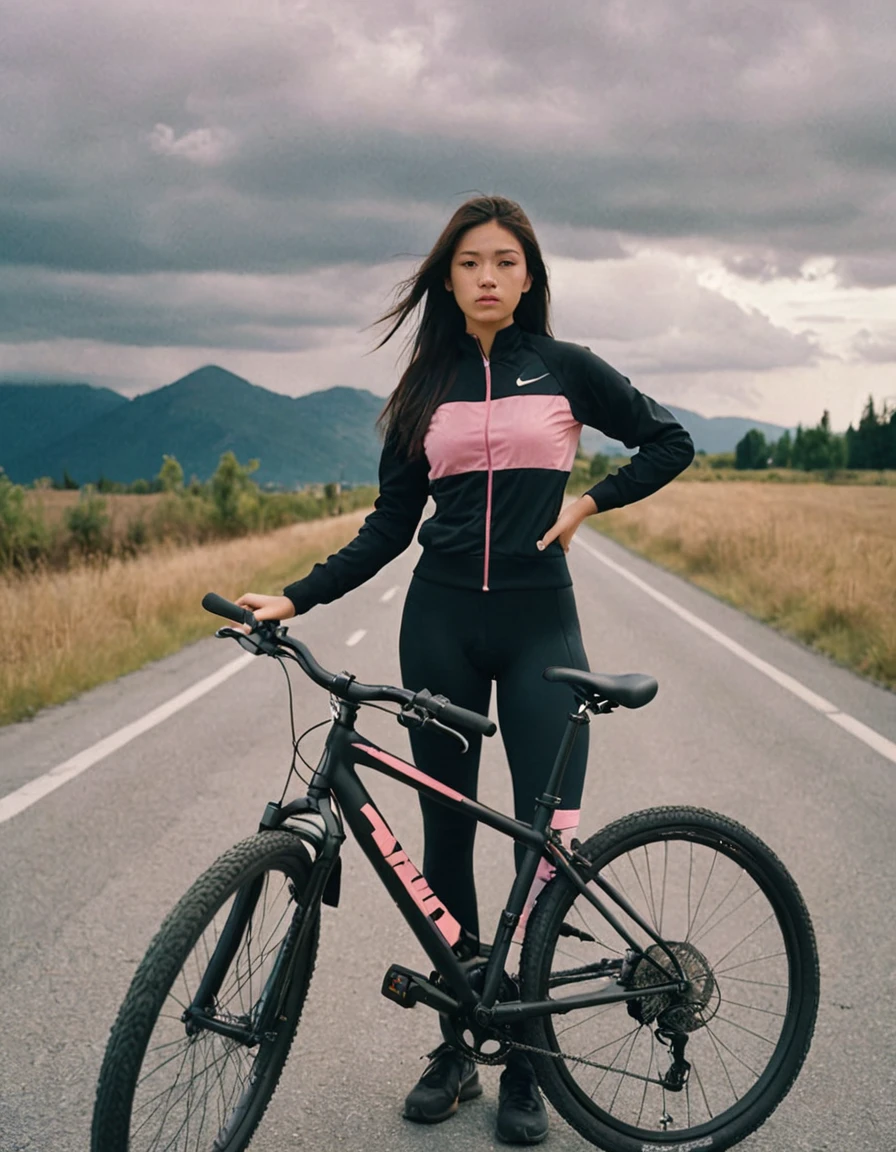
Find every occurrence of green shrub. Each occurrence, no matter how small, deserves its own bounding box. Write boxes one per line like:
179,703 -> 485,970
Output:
150,490 -> 216,544
156,455 -> 184,493
0,473 -> 51,569
65,487 -> 112,558
121,516 -> 150,557
210,451 -> 260,532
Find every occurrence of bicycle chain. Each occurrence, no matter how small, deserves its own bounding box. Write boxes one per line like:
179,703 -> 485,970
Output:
468,1031 -> 666,1087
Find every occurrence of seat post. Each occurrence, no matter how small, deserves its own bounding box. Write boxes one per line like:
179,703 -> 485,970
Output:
531,702 -> 590,836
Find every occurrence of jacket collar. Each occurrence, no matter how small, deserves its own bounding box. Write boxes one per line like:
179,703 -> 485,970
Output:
458,323 -> 524,363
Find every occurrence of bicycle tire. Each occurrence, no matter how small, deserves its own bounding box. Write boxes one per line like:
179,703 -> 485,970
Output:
92,830 -> 321,1152
518,806 -> 818,1152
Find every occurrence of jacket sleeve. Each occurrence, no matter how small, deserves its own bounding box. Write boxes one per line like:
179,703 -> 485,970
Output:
553,342 -> 695,511
283,435 -> 430,615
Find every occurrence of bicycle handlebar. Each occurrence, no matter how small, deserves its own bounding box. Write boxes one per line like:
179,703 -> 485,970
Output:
201,592 -> 260,631
201,592 -> 497,739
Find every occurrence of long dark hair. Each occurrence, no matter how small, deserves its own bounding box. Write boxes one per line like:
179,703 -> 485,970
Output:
375,196 -> 552,458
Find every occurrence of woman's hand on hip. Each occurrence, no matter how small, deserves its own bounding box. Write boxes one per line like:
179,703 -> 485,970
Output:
537,495 -> 598,554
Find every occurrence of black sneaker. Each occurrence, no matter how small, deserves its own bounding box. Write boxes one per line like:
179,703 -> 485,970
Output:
403,1042 -> 482,1124
496,1055 -> 549,1144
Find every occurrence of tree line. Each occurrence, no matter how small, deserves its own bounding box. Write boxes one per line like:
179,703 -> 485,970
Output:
735,397 -> 896,472
0,451 -> 375,572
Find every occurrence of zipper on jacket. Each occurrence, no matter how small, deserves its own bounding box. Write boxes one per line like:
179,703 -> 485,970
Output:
475,337 -> 494,592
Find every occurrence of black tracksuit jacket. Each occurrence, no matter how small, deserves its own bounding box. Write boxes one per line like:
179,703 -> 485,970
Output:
284,324 -> 695,614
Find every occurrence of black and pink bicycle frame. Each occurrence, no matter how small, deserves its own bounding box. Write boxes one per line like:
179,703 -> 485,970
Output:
261,696 -> 683,1022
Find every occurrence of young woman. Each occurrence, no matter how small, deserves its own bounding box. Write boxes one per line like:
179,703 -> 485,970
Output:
237,196 -> 695,1144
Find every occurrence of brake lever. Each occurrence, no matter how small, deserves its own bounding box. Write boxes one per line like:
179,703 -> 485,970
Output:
398,706 -> 470,753
425,715 -> 470,754
216,625 -> 276,656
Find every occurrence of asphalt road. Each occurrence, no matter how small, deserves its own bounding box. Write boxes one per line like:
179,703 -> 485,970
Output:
1,525 -> 894,1152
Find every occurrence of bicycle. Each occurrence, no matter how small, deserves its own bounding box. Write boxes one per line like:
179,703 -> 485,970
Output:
91,591 -> 819,1152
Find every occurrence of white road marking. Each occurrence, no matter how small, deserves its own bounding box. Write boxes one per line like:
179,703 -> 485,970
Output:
574,534 -> 896,766
8,538 -> 891,829
0,653 -> 255,827
380,586 -> 399,603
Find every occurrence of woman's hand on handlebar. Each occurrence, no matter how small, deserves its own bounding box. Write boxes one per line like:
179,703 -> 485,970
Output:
235,593 -> 296,625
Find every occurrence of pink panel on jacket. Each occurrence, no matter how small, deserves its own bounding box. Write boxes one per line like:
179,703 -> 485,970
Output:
425,395 -> 581,479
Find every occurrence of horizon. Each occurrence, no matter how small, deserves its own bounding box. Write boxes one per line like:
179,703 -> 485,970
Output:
0,364 -> 813,434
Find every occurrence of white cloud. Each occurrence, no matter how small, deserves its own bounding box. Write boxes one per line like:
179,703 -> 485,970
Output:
148,124 -> 234,165
550,250 -> 819,374
851,328 -> 896,364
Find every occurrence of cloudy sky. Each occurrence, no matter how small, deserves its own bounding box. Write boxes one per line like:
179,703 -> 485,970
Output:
2,0 -> 895,431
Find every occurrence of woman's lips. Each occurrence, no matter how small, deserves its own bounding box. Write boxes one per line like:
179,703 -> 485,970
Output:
476,296 -> 499,303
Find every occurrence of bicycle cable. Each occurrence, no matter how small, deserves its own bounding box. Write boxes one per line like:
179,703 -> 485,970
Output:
274,654 -> 405,803
274,654 -> 330,800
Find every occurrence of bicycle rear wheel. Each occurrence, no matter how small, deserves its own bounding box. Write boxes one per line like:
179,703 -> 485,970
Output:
519,807 -> 818,1152
92,830 -> 321,1152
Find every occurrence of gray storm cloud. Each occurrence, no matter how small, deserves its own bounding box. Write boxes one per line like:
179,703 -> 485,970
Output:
0,0 -> 894,382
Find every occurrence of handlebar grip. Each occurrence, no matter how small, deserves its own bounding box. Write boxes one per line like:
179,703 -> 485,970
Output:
201,592 -> 259,630
435,700 -> 497,738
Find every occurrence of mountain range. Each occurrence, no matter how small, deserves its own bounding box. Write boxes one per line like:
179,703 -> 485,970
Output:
0,366 -> 791,487
0,368 -> 385,487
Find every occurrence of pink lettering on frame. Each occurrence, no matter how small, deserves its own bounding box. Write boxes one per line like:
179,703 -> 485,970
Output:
361,803 -> 462,946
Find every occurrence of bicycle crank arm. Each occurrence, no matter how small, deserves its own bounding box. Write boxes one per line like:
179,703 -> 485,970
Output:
381,964 -> 460,1015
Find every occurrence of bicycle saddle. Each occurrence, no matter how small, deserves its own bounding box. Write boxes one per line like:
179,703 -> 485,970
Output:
544,667 -> 658,709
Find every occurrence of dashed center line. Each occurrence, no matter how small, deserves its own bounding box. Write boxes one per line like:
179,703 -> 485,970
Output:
6,539 -> 891,829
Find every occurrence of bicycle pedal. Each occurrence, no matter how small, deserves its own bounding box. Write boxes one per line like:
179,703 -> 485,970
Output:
382,965 -> 421,1008
381,964 -> 459,1014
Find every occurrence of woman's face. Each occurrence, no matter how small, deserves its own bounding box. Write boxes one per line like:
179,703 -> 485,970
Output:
445,220 -> 532,335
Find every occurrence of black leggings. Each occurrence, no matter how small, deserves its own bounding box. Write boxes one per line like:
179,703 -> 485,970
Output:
398,576 -> 590,939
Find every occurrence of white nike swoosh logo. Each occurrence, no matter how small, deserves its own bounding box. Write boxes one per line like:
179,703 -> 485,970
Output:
516,373 -> 549,387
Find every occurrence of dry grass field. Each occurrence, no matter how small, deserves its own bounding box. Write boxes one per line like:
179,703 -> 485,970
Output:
24,489 -> 165,535
0,510 -> 367,725
5,481 -> 894,726
592,482 -> 896,689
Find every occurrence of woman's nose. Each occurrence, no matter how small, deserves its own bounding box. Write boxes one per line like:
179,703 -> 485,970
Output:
479,267 -> 497,286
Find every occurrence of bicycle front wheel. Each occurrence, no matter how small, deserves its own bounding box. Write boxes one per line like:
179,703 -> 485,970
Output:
92,830 -> 322,1152
519,807 -> 818,1152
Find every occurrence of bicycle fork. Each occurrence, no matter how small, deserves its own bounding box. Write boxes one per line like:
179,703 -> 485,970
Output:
182,827 -> 339,1047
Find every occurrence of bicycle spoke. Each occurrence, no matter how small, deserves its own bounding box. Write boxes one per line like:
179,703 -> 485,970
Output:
702,1019 -> 740,1101
689,1057 -> 715,1123
554,1003 -> 619,1037
133,1046 -> 198,1146
715,949 -> 787,974
690,868 -> 750,942
712,910 -> 778,969
685,847 -> 717,942
658,840 -> 668,937
588,1027 -> 640,1099
718,997 -> 786,1019
192,1060 -> 211,1152
608,1028 -> 640,1112
711,1013 -> 778,1045
635,1032 -> 655,1127
701,1022 -> 763,1079
642,844 -> 660,931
